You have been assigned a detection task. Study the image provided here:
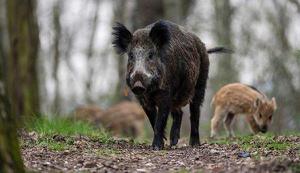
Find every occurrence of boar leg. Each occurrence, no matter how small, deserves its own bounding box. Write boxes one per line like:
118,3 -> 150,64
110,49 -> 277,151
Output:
170,109 -> 183,146
189,101 -> 201,146
189,78 -> 208,146
152,102 -> 170,150
223,112 -> 235,138
246,115 -> 260,134
142,105 -> 157,131
210,106 -> 227,138
189,47 -> 209,146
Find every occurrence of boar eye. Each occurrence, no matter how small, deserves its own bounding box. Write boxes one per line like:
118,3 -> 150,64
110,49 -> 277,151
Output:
269,115 -> 272,120
259,114 -> 262,118
128,52 -> 134,60
148,52 -> 154,59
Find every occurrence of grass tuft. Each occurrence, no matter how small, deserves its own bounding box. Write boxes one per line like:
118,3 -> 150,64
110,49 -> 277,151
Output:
22,116 -> 113,151
208,132 -> 299,152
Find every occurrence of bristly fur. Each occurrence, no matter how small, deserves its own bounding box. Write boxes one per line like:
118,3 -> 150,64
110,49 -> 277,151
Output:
149,20 -> 170,49
112,22 -> 132,54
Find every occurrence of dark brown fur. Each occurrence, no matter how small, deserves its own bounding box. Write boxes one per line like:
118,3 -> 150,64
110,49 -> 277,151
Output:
128,22 -> 208,109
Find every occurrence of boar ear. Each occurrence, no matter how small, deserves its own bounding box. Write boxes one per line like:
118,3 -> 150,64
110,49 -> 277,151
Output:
149,21 -> 170,49
254,98 -> 261,108
112,22 -> 132,54
271,97 -> 277,110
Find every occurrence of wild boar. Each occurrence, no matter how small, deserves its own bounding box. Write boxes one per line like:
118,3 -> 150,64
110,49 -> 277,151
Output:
210,83 -> 277,138
97,101 -> 146,138
73,102 -> 145,138
73,105 -> 103,124
112,20 -> 230,149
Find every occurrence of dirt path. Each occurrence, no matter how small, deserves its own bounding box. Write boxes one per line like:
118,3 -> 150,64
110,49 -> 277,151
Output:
21,132 -> 300,173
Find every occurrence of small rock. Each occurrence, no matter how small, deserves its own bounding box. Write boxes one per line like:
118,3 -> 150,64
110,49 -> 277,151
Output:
42,161 -> 51,166
77,160 -> 84,164
136,168 -> 148,172
84,162 -> 97,168
28,131 -> 39,141
145,163 -> 153,166
238,151 -> 251,158
210,149 -> 218,154
177,161 -> 185,166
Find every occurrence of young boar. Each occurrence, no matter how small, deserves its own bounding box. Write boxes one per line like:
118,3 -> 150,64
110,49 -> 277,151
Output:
73,105 -> 103,124
73,102 -> 146,138
210,83 -> 277,138
112,20 -> 229,149
98,101 -> 146,138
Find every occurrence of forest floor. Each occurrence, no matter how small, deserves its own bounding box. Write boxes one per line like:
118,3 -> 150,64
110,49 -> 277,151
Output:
20,117 -> 300,173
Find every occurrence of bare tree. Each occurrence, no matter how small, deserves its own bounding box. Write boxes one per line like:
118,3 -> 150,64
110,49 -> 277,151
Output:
6,0 -> 40,117
52,1 -> 62,112
163,0 -> 195,24
211,0 -> 237,91
112,0 -> 137,102
264,0 -> 300,132
85,0 -> 101,104
0,31 -> 24,173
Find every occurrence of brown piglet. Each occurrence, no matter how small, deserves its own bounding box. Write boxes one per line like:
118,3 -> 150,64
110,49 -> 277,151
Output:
210,83 -> 277,138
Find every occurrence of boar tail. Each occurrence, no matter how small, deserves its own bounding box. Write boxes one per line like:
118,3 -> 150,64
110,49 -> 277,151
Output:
207,47 -> 233,54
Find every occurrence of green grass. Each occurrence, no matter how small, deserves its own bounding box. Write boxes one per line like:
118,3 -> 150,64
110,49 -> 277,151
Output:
206,133 -> 300,162
38,139 -> 69,151
208,133 -> 299,152
22,116 -> 113,151
239,133 -> 296,151
26,116 -> 104,137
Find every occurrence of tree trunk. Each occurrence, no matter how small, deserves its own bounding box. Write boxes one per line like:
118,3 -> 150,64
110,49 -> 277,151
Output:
85,0 -> 100,104
0,32 -> 24,173
211,0 -> 237,91
163,0 -> 194,24
112,0 -> 137,102
6,0 -> 40,117
0,89 -> 24,173
267,0 -> 300,132
133,0 -> 164,29
52,1 -> 62,112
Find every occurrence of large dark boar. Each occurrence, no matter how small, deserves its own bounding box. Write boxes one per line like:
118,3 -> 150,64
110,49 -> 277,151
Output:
112,20 -> 229,150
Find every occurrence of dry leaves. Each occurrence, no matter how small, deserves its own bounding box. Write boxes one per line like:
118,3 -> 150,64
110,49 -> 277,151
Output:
21,132 -> 300,173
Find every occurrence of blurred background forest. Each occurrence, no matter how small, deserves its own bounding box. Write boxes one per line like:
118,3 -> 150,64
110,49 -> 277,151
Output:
1,0 -> 300,139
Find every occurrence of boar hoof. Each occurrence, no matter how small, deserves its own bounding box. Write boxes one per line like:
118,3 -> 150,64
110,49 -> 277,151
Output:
189,138 -> 200,146
170,138 -> 179,146
152,145 -> 163,150
152,137 -> 164,150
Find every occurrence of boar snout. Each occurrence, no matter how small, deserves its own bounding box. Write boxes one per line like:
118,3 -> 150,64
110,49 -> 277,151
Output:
260,125 -> 268,133
129,69 -> 152,95
132,81 -> 146,95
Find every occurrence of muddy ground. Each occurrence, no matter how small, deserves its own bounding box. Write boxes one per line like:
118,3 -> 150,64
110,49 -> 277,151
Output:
21,132 -> 300,173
